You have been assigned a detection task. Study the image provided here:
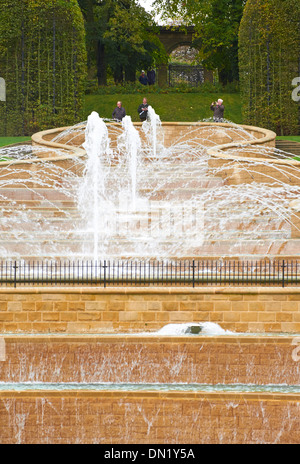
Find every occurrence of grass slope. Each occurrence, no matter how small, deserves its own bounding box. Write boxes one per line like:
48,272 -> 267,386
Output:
84,93 -> 243,124
0,137 -> 31,147
276,136 -> 300,142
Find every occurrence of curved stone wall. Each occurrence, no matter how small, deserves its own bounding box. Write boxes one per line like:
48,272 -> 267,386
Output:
0,121 -> 291,177
31,121 -> 276,155
30,121 -> 300,187
0,121 -> 279,173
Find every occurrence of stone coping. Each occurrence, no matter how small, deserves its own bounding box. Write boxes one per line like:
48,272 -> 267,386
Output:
26,122 -> 277,165
1,334 -> 297,344
0,390 -> 298,401
0,286 -> 299,295
1,120 -> 294,174
0,126 -> 85,168
207,145 -> 300,166
32,121 -> 298,169
2,121 -> 297,173
206,125 -> 300,166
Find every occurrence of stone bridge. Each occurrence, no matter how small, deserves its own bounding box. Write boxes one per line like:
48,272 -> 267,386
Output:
156,26 -> 213,86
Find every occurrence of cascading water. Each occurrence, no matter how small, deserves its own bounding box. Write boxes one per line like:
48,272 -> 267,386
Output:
142,105 -> 164,158
0,112 -> 299,259
119,115 -> 142,209
0,116 -> 300,443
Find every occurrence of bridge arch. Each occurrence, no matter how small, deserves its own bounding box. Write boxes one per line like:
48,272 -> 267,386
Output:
156,26 -> 213,86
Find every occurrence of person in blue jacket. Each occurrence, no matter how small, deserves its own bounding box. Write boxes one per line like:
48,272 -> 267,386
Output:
139,70 -> 148,85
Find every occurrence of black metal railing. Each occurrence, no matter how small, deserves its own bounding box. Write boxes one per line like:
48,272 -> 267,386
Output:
0,259 -> 299,288
168,64 -> 205,87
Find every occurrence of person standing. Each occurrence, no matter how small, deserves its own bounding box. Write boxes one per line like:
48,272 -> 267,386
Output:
147,69 -> 156,85
138,97 -> 149,122
112,101 -> 126,121
210,99 -> 225,122
139,70 -> 148,86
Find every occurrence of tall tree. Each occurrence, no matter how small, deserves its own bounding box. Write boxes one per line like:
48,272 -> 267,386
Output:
78,0 -> 166,85
0,0 -> 87,136
239,0 -> 300,135
153,0 -> 246,85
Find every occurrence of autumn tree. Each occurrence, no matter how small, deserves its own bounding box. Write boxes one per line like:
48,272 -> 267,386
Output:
153,0 -> 246,85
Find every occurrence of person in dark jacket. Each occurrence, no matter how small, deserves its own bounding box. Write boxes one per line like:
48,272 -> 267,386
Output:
211,99 -> 225,122
112,101 -> 126,121
138,97 -> 148,121
139,71 -> 148,86
147,69 -> 156,85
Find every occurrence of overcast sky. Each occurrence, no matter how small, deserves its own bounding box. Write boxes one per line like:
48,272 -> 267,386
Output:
138,0 -> 155,14
137,0 -> 164,24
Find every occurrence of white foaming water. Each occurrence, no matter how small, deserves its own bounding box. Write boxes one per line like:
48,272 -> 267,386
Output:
156,322 -> 233,336
79,111 -> 111,259
142,105 -> 164,158
0,111 -> 299,260
120,115 -> 142,209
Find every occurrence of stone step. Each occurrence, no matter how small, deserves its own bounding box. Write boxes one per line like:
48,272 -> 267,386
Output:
3,255 -> 296,263
0,204 -> 291,226
0,188 -> 74,201
0,206 -> 293,229
0,239 -> 298,259
0,227 -> 289,240
141,178 -> 224,189
276,140 -> 300,156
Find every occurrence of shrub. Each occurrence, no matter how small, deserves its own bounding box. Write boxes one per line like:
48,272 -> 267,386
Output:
0,0 -> 87,136
86,80 -> 231,96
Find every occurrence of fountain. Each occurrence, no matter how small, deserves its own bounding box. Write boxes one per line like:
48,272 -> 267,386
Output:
0,112 -> 299,260
0,110 -> 299,443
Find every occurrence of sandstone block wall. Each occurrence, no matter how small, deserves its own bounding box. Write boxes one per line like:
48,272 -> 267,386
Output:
0,287 -> 299,334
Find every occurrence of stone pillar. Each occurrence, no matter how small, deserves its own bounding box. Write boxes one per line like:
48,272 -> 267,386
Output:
204,69 -> 214,84
290,200 -> 300,238
157,64 -> 168,87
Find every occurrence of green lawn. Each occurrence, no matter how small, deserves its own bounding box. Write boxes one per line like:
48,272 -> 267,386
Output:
0,136 -> 31,147
2,95 -> 300,143
84,93 -> 243,124
276,136 -> 300,142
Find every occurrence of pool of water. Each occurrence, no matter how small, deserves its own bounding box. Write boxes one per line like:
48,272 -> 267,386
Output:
0,382 -> 299,393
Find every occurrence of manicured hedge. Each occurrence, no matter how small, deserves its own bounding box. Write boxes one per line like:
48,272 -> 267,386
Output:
239,0 -> 300,135
0,0 -> 87,136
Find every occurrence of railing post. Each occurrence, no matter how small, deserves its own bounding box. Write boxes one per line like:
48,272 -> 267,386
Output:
282,260 -> 285,288
13,260 -> 17,288
192,260 -> 195,288
103,260 -> 107,288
